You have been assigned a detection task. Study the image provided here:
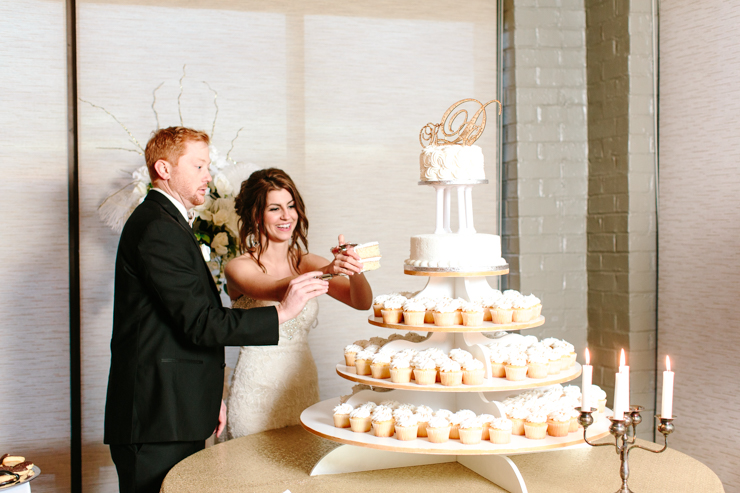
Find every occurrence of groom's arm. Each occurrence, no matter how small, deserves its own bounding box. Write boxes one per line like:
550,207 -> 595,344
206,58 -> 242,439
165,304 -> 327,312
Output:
137,218 -> 279,347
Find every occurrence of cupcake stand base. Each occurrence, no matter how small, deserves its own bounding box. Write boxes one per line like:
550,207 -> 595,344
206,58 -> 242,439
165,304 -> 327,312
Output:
300,390 -> 612,493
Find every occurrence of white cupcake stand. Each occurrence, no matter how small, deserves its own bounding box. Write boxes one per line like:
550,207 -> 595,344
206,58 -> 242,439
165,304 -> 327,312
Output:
300,181 -> 610,493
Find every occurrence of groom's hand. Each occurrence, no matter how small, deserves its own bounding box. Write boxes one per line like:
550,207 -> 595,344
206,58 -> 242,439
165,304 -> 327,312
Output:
276,271 -> 328,324
216,400 -> 227,437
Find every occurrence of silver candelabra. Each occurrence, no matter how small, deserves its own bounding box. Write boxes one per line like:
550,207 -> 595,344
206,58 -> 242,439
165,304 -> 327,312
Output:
577,405 -> 676,493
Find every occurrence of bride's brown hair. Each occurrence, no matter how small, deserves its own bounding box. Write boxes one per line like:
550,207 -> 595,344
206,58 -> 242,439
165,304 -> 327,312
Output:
234,168 -> 309,273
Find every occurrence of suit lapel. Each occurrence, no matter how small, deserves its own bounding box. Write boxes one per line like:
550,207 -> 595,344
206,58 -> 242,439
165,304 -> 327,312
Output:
145,192 -> 221,297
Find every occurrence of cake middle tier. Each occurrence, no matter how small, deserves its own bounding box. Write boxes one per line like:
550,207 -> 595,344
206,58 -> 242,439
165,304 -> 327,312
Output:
405,233 -> 505,270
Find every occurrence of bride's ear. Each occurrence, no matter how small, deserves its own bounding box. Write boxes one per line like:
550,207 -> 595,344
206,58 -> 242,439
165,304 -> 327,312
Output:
153,159 -> 171,180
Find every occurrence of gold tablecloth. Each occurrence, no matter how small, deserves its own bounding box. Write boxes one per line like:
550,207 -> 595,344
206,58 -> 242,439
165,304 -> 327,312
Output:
162,426 -> 723,493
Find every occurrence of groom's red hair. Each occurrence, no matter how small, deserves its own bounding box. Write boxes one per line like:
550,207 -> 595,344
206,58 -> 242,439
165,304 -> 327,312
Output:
145,126 -> 210,180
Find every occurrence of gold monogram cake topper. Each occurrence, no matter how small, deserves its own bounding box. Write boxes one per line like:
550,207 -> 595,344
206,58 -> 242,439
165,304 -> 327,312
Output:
420,98 -> 502,148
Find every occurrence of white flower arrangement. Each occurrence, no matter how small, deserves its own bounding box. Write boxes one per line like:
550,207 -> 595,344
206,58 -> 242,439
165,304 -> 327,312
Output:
93,70 -> 259,293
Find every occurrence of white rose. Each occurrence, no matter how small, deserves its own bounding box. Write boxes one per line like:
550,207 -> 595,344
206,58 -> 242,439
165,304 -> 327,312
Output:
200,244 -> 211,262
212,208 -> 230,227
225,211 -> 240,239
213,173 -> 233,197
132,165 -> 150,183
211,232 -> 229,256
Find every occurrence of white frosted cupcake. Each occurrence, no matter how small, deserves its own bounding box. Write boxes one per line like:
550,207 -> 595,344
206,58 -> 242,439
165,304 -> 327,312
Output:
414,405 -> 434,437
505,352 -> 528,381
372,294 -> 391,317
370,352 -> 392,379
333,403 -> 353,428
371,406 -> 395,437
507,407 -> 528,436
349,405 -> 373,433
488,345 -> 509,378
526,351 -> 549,379
412,357 -> 438,385
389,356 -> 413,383
478,414 -> 495,440
439,359 -> 463,386
449,348 -> 474,364
394,413 -> 419,441
547,409 -> 571,437
489,417 -> 513,444
354,349 -> 375,376
591,385 -> 608,414
421,297 -> 437,324
462,358 -> 485,385
461,301 -> 484,327
491,298 -> 514,324
402,299 -> 427,326
458,417 -> 483,445
524,413 -> 548,440
380,296 -> 405,324
426,415 -> 451,443
433,301 -> 457,326
343,343 -> 364,367
450,410 -> 476,439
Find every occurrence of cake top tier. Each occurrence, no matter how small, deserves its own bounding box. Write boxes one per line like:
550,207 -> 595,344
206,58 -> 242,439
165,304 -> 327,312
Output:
419,98 -> 501,148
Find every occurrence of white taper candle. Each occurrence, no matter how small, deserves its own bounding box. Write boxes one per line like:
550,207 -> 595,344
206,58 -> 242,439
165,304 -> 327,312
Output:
662,356 -> 674,419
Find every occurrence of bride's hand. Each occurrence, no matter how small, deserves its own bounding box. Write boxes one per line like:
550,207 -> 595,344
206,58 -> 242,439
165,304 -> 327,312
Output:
325,234 -> 363,276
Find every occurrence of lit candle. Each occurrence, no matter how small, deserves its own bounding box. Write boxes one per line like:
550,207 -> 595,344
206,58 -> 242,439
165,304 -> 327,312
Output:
619,349 -> 630,413
613,372 -> 624,420
581,348 -> 593,410
662,356 -> 674,419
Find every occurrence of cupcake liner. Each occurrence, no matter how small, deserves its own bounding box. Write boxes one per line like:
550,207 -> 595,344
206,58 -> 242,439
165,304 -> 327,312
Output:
483,307 -> 493,322
505,365 -> 528,381
449,423 -> 460,439
350,416 -> 372,433
372,420 -> 395,438
490,362 -> 507,378
527,362 -> 549,379
569,417 -> 579,433
440,371 -> 463,386
481,423 -> 491,440
381,308 -> 403,324
512,307 -> 532,323
433,311 -> 456,326
491,308 -> 514,324
462,311 -> 484,327
426,426 -> 451,443
417,421 -> 429,437
463,368 -> 485,385
372,304 -> 383,318
547,419 -> 570,437
524,422 -> 548,440
333,414 -> 350,428
453,310 -> 463,325
344,352 -> 356,367
424,310 -> 435,324
355,359 -> 372,376
508,417 -> 525,436
489,428 -> 512,444
370,363 -> 391,379
413,368 -> 437,385
547,360 -> 561,375
395,425 -> 418,441
403,310 -> 426,326
459,427 -> 483,445
390,367 -> 413,383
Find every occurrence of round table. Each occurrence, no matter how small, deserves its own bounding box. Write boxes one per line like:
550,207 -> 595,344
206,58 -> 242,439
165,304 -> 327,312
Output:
162,425 -> 724,493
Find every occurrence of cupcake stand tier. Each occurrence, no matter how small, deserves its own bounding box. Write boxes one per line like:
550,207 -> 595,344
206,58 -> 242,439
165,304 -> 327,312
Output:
368,315 -> 545,333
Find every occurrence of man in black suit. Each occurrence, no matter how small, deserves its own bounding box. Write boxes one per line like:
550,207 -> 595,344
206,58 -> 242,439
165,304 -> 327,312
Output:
103,127 -> 328,493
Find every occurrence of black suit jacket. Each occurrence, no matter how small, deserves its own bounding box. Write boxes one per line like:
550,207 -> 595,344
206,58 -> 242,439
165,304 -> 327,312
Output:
104,191 -> 279,445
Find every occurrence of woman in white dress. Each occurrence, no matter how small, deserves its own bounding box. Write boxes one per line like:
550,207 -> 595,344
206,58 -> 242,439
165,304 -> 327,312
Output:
224,168 -> 373,438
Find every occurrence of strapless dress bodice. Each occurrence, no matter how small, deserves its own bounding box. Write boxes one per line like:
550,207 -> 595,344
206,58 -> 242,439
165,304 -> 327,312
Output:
231,296 -> 319,345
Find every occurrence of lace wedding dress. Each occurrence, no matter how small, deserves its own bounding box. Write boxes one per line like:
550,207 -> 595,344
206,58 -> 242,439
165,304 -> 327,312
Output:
226,296 -> 320,439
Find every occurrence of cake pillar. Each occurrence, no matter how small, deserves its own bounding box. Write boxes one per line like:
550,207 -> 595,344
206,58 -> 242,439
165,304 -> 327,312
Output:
434,186 -> 446,234
443,188 -> 452,233
465,185 -> 475,233
457,186 -> 467,233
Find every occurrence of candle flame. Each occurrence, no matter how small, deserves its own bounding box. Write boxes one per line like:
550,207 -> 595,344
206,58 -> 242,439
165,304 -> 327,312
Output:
666,355 -> 671,372
585,348 -> 590,365
620,348 -> 626,367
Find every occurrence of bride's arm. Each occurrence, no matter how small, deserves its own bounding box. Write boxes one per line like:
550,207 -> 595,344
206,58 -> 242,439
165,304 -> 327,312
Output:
224,256 -> 295,302
301,252 -> 373,310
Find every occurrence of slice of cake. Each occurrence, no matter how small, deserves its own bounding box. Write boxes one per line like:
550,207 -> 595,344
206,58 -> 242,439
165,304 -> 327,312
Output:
353,241 -> 381,272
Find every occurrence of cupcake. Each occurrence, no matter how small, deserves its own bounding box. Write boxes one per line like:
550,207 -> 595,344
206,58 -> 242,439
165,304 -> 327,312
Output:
491,298 -> 514,324
507,408 -> 528,435
511,294 -> 533,323
591,385 -> 608,414
461,301 -> 484,327
354,349 -> 374,376
521,294 -> 542,320
371,406 -> 395,437
421,298 -> 437,324
372,294 -> 391,317
402,299 -> 427,326
482,296 -> 498,322
394,413 -> 419,441
478,414 -> 495,440
449,348 -> 474,364
343,343 -> 363,367
370,352 -> 392,379
452,298 -> 465,325
450,410 -> 476,439
489,417 -> 513,444
462,358 -> 485,385
547,409 -> 571,437
333,403 -> 353,428
524,413 -> 548,440
488,345 -> 508,378
439,359 -> 463,386
414,406 -> 434,437
426,415 -> 452,443
458,417 -> 483,445
380,296 -> 405,324
412,357 -> 437,385
567,408 -> 580,432
433,301 -> 457,327
526,351 -> 549,379
505,352 -> 528,381
389,357 -> 413,383
349,405 -> 373,433
547,347 -> 562,375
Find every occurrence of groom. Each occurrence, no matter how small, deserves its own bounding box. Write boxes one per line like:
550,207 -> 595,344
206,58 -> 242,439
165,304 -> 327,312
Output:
103,126 -> 328,493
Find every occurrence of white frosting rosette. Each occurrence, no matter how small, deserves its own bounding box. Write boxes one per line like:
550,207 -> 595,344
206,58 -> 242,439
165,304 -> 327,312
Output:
371,352 -> 392,364
371,406 -> 394,423
427,415 -> 451,429
527,413 -> 548,424
507,352 -> 528,367
333,403 -> 353,415
414,406 -> 434,422
402,299 -> 426,312
395,413 -> 419,428
433,409 -> 454,420
393,407 -> 414,421
459,416 -> 482,429
344,344 -> 364,354
490,417 -> 513,431
349,406 -> 372,418
449,348 -> 474,363
390,357 -> 411,369
355,349 -> 375,361
462,358 -> 484,371
378,400 -> 400,409
439,359 -> 462,373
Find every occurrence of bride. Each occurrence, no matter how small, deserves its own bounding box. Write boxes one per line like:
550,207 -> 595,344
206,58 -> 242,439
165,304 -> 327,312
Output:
224,168 -> 373,438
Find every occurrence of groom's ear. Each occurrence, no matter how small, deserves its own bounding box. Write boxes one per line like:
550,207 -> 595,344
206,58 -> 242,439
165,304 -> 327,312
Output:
153,159 -> 171,180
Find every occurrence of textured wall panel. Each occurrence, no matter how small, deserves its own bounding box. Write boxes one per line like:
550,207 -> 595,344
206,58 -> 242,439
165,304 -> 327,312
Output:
659,2 -> 740,491
0,1 -> 71,492
77,1 -> 496,490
